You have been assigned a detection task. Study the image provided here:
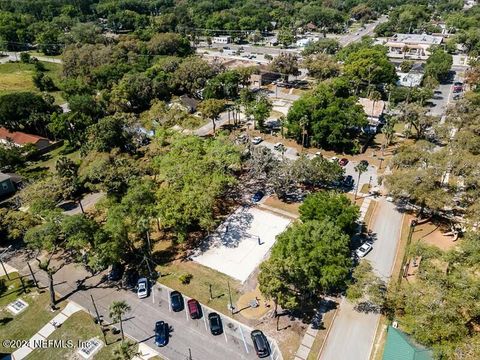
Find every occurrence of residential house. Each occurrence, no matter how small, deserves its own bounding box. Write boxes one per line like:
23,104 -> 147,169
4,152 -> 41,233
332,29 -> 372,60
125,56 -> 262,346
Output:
171,95 -> 199,114
383,326 -> 433,360
0,173 -> 16,197
385,33 -> 443,60
0,127 -> 51,151
250,71 -> 281,88
358,98 -> 386,134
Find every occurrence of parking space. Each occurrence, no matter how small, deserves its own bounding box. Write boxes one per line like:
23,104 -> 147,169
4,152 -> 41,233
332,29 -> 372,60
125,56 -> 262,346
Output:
154,283 -> 282,360
191,206 -> 291,282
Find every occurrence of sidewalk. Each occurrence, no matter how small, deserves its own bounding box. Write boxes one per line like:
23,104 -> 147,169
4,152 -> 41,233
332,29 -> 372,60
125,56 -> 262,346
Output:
11,302 -> 83,360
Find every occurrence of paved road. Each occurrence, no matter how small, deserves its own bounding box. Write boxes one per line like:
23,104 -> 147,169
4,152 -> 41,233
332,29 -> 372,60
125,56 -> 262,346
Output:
0,51 -> 62,64
8,258 -> 280,360
320,199 -> 403,360
329,16 -> 388,46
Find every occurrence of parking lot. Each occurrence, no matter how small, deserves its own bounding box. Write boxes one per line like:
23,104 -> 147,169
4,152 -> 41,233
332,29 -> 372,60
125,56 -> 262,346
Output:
192,206 -> 291,282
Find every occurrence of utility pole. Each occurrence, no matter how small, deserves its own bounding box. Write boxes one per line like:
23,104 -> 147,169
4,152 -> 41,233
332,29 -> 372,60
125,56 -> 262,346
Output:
27,262 -> 39,288
91,295 -> 102,325
227,281 -> 234,315
0,245 -> 12,280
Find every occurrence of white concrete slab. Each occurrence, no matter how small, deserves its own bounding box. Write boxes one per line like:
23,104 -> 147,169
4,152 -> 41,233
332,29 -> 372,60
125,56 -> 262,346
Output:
12,345 -> 33,360
62,301 -> 82,316
134,343 -> 161,359
0,262 -> 17,276
29,333 -> 46,349
192,207 -> 291,282
37,322 -> 56,338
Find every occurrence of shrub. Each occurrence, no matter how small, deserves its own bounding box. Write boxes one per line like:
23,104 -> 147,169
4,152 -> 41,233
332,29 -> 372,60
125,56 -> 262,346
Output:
179,273 -> 193,284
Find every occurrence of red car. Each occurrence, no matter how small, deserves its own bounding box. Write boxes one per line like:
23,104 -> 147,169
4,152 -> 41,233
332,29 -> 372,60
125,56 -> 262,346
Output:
187,299 -> 201,319
339,158 -> 349,166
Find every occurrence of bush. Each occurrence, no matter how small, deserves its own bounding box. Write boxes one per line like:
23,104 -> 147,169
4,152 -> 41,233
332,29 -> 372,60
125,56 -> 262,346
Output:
179,273 -> 193,284
20,52 -> 31,63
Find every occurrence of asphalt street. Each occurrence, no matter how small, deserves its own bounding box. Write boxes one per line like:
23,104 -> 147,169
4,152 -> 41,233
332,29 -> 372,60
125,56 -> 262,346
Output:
8,258 -> 280,360
320,199 -> 403,360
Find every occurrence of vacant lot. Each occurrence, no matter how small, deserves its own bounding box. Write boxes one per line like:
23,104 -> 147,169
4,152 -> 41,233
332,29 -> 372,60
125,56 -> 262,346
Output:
0,273 -> 67,353
28,310 -> 134,360
0,62 -> 64,103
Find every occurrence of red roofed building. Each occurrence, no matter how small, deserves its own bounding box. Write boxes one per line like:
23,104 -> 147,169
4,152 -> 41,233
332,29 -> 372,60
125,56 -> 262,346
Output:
0,127 -> 51,151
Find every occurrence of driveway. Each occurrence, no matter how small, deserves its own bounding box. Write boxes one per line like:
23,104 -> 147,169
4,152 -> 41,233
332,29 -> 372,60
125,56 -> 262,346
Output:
9,258 -> 280,360
320,199 -> 403,360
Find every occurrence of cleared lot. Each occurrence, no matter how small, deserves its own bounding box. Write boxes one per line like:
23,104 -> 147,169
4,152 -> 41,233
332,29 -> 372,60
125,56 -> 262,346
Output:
192,206 -> 291,282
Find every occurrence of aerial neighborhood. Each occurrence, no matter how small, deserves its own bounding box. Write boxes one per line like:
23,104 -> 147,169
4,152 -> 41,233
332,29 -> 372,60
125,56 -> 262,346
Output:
1,1 -> 480,360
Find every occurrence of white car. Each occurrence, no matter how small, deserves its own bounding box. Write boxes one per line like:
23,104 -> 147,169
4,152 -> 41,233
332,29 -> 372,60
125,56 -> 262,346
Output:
252,136 -> 263,145
330,156 -> 338,163
356,243 -> 373,258
137,278 -> 149,298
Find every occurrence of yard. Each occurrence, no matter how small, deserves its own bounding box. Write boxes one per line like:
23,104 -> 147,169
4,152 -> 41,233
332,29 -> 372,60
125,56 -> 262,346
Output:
0,61 -> 64,104
0,273 -> 67,353
27,310 -> 135,360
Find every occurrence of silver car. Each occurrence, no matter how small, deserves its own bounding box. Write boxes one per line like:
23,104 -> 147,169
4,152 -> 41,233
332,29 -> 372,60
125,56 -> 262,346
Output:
137,278 -> 149,298
356,243 -> 373,258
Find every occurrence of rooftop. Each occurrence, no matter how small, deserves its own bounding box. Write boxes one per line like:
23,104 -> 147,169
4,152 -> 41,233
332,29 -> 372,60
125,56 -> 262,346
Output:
358,98 -> 386,118
383,326 -> 433,360
397,72 -> 424,87
0,127 -> 49,145
390,33 -> 443,45
0,172 -> 12,182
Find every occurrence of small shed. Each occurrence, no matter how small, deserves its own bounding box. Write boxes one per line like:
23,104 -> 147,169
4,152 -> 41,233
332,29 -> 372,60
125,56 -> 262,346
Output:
383,326 -> 433,360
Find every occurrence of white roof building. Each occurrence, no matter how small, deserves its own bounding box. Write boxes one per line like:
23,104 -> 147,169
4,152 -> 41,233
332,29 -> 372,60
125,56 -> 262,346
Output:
385,33 -> 443,60
397,72 -> 424,87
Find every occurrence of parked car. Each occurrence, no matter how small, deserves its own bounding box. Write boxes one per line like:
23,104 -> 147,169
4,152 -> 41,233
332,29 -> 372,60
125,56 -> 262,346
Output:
453,81 -> 463,93
170,291 -> 184,312
137,278 -> 149,298
154,321 -> 169,347
122,267 -> 139,290
251,330 -> 271,358
330,156 -> 338,163
187,299 -> 201,319
237,133 -> 248,144
208,312 -> 223,335
273,142 -> 285,151
339,158 -> 349,166
107,263 -> 124,281
356,243 -> 373,258
344,175 -> 354,186
252,190 -> 265,203
453,93 -> 461,100
252,136 -> 263,145
314,152 -> 322,158
359,160 -> 369,167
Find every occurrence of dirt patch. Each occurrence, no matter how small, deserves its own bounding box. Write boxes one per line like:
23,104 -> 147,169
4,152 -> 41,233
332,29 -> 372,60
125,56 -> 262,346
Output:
263,195 -> 301,217
412,221 -> 459,251
236,286 -> 273,320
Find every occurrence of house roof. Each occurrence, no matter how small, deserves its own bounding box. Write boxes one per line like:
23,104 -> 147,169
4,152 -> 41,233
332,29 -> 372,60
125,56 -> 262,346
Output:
383,326 -> 433,360
0,127 -> 49,145
358,98 -> 386,118
0,172 -> 12,182
390,33 -> 443,45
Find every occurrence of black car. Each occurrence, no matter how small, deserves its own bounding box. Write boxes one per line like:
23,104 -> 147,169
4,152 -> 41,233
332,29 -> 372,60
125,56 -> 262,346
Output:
251,330 -> 270,358
170,291 -> 184,312
154,321 -> 169,347
122,268 -> 139,290
252,190 -> 264,203
107,263 -> 124,281
208,312 -> 223,335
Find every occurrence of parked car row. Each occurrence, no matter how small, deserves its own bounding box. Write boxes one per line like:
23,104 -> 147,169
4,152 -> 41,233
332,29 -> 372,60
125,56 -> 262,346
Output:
159,290 -> 271,357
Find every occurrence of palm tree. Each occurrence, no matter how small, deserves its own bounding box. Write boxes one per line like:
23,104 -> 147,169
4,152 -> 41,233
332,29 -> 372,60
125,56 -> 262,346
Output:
109,300 -> 131,342
113,341 -> 139,360
354,162 -> 369,199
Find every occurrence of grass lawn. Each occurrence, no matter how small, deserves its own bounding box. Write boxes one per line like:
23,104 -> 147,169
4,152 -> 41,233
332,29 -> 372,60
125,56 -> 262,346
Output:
0,61 -> 64,104
155,249 -> 243,316
0,273 -> 67,353
179,115 -> 209,130
28,310 -> 136,360
21,144 -> 80,179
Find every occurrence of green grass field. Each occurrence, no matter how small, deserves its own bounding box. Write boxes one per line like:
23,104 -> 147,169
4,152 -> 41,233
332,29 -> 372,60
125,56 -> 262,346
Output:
0,273 -> 67,353
0,61 -> 64,103
28,311 -> 137,360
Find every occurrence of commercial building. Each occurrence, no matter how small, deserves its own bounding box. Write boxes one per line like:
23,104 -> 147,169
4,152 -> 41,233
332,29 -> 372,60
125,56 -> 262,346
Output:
212,36 -> 232,44
385,33 -> 443,60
